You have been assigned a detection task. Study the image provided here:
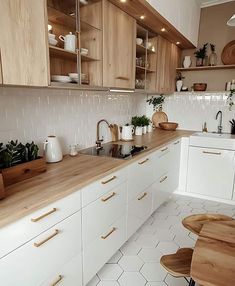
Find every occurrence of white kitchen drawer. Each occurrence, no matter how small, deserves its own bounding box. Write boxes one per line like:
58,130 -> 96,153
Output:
40,253 -> 82,286
82,182 -> 127,248
169,139 -> 181,171
81,168 -> 127,207
127,188 -> 152,238
153,144 -> 171,180
187,146 -> 235,200
0,211 -> 82,286
0,190 -> 81,259
128,154 -> 154,201
83,214 -> 127,285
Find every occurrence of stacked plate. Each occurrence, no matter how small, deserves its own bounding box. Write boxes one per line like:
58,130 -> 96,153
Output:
51,75 -> 72,83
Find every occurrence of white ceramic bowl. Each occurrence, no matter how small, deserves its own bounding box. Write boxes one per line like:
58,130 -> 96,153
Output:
80,48 -> 88,55
68,73 -> 79,83
51,75 -> 72,83
49,38 -> 58,46
48,33 -> 56,39
136,38 -> 143,45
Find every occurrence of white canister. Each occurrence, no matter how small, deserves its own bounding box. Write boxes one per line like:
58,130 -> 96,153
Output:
142,126 -> 147,134
183,56 -> 191,68
147,125 -> 153,133
121,125 -> 134,141
44,135 -> 63,163
135,126 -> 143,136
59,32 -> 76,52
176,80 -> 183,92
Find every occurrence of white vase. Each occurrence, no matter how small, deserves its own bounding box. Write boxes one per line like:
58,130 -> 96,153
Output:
183,56 -> 191,68
142,126 -> 147,134
147,125 -> 153,133
44,135 -> 63,163
176,80 -> 183,92
135,126 -> 143,136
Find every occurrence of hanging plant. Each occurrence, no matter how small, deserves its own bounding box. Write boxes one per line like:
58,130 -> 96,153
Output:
228,89 -> 235,111
147,95 -> 165,112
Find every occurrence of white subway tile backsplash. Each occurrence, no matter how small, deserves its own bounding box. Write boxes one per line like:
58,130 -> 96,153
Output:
0,87 -> 146,153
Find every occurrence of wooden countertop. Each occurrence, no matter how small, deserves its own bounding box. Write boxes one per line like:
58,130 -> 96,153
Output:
191,220 -> 235,286
0,129 -> 193,229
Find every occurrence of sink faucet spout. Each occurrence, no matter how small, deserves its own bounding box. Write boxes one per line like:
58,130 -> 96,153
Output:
215,111 -> 223,134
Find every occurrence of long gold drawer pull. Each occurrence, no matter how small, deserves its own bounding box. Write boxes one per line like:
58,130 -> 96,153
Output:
138,192 -> 147,200
51,275 -> 63,286
101,192 -> 116,202
101,176 -> 117,185
34,229 -> 59,247
138,158 -> 149,165
31,208 -> 57,222
174,141 -> 180,145
160,176 -> 168,183
161,147 -> 168,152
203,151 -> 221,155
101,227 -> 116,239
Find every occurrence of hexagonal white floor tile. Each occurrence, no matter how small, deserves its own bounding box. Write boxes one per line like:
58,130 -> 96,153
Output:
138,247 -> 162,263
108,250 -> 123,264
146,282 -> 167,286
189,202 -> 204,209
164,274 -> 188,286
86,275 -> 100,286
155,229 -> 175,242
118,272 -> 146,286
118,255 -> 144,272
98,264 -> 123,281
120,241 -> 142,256
136,234 -> 159,248
174,233 -> 195,248
140,263 -> 167,282
97,282 -> 119,286
156,241 -> 179,255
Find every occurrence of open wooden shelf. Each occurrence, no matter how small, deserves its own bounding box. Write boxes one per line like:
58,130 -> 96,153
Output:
177,64 -> 235,72
136,44 -> 156,55
49,46 -> 77,61
80,20 -> 101,32
47,6 -> 76,29
81,54 -> 100,62
136,66 -> 155,74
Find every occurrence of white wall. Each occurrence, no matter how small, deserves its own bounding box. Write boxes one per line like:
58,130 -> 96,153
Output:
0,87 -> 146,153
147,92 -> 233,133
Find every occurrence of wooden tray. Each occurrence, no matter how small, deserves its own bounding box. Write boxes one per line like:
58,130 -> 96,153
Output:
152,111 -> 168,127
221,40 -> 235,65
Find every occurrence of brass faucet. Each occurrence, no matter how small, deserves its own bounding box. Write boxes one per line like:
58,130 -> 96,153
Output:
96,119 -> 111,149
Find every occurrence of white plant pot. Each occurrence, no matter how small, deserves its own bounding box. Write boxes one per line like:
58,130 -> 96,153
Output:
176,80 -> 183,92
142,126 -> 147,134
183,56 -> 191,68
135,126 -> 143,136
147,125 -> 153,133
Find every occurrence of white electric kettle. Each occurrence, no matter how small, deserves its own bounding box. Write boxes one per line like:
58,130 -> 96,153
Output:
59,32 -> 76,52
121,125 -> 134,141
44,136 -> 63,163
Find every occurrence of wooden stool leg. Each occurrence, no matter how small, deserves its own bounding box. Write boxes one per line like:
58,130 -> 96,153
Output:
189,278 -> 195,286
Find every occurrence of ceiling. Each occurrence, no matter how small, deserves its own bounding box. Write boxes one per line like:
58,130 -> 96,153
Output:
197,0 -> 235,8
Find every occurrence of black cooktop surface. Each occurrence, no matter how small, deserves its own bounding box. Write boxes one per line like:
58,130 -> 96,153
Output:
79,144 -> 147,159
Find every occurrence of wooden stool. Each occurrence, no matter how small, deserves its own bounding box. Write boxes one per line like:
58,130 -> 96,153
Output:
182,214 -> 233,235
160,248 -> 195,286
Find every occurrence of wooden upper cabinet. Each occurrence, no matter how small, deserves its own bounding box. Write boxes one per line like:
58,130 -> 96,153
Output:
0,0 -> 49,86
0,49 -> 3,84
103,0 -> 136,89
156,36 -> 181,94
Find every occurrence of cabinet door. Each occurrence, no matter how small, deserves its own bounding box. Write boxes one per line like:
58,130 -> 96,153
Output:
156,36 -> 181,93
103,0 -> 136,89
0,0 -> 49,86
0,48 -> 2,84
187,147 -> 235,200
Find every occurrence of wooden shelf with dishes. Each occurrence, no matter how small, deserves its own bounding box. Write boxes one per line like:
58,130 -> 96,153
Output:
135,24 -> 157,91
47,0 -> 103,87
177,64 -> 235,72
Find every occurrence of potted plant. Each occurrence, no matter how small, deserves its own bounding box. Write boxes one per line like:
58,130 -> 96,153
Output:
194,43 -> 208,66
147,95 -> 167,128
131,116 -> 143,136
140,115 -> 151,134
228,89 -> 235,111
176,72 -> 185,92
209,44 -> 217,66
0,140 -> 46,199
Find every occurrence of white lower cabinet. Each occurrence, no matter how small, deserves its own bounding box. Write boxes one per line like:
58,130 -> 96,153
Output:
83,214 -> 127,285
127,188 -> 153,238
187,146 -> 235,200
0,211 -> 82,286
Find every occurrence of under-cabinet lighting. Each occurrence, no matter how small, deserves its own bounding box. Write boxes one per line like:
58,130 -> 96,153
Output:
110,89 -> 135,93
176,42 -> 180,45
161,28 -> 166,32
140,15 -> 145,20
69,12 -> 75,16
120,0 -> 127,2
48,24 -> 52,32
227,14 -> 235,26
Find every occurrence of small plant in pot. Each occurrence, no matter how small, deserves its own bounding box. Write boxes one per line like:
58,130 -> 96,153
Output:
147,95 -> 168,128
175,72 -> 185,92
131,116 -> 143,136
140,115 -> 151,134
194,43 -> 208,66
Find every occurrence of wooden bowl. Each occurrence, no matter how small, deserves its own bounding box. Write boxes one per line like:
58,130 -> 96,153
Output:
159,122 -> 178,131
193,83 -> 207,91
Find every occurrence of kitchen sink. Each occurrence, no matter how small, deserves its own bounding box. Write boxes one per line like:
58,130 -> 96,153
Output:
190,132 -> 235,150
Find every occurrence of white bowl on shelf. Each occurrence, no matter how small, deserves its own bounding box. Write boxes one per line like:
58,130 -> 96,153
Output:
51,75 -> 72,83
49,38 -> 58,46
136,38 -> 143,45
68,73 -> 79,83
80,48 -> 88,55
48,33 -> 56,39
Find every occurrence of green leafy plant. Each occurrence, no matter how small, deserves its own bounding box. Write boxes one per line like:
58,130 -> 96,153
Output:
176,72 -> 185,81
228,89 -> 235,111
131,116 -> 142,127
146,95 -> 165,111
194,43 -> 208,59
140,115 -> 151,126
0,141 -> 39,169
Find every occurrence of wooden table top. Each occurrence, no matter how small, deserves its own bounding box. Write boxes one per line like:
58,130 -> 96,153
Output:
191,220 -> 235,286
0,129 -> 193,229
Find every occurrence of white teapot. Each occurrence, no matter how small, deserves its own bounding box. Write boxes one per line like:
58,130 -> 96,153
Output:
59,32 -> 76,52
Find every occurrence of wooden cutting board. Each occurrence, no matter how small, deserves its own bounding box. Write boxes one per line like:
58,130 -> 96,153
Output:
221,40 -> 235,65
152,111 -> 168,127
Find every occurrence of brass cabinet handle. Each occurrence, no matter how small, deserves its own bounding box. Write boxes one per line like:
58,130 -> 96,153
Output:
116,76 -> 129,81
203,151 -> 221,155
101,176 -> 117,185
31,208 -> 57,222
51,275 -> 63,286
138,158 -> 149,165
101,227 -> 116,239
161,147 -> 168,152
101,192 -> 116,202
138,192 -> 147,200
160,176 -> 168,183
174,140 -> 180,145
34,229 -> 59,247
